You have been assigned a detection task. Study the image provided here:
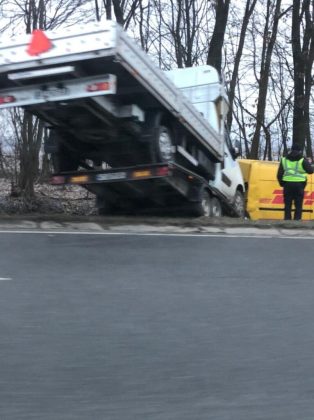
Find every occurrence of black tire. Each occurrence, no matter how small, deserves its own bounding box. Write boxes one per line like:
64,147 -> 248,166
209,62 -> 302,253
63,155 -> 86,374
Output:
210,196 -> 222,217
49,130 -> 82,173
98,207 -> 111,216
190,189 -> 211,217
151,125 -> 174,163
97,196 -> 137,216
51,142 -> 81,172
232,190 -> 245,218
97,200 -> 114,216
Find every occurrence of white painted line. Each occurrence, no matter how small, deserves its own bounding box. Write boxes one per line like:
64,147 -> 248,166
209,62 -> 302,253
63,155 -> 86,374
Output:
0,229 -> 271,238
0,229 -> 311,239
0,277 -> 12,281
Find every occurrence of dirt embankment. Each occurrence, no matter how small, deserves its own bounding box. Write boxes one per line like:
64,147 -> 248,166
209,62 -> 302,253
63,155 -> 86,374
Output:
0,179 -> 96,216
1,179 -> 314,230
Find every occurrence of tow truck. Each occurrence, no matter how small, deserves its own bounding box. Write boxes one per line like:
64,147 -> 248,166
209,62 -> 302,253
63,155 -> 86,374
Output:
0,21 -> 245,217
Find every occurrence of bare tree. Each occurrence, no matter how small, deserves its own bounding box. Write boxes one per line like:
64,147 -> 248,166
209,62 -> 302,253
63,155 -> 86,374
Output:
103,0 -> 112,19
291,0 -> 314,157
249,0 -> 288,159
0,0 -> 95,33
95,0 -> 101,21
136,0 -> 151,51
206,0 -> 230,73
15,110 -> 44,199
102,0 -> 140,28
143,0 -> 212,69
270,38 -> 294,158
0,0 -> 95,201
226,0 -> 258,130
165,0 -> 204,68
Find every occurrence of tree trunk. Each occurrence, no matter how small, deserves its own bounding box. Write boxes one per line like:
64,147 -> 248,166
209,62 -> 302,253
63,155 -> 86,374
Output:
18,113 -> 44,199
206,0 -> 230,73
103,0 -> 112,20
227,0 -> 258,130
291,0 -> 314,154
95,0 -> 101,21
249,0 -> 282,159
112,0 -> 125,25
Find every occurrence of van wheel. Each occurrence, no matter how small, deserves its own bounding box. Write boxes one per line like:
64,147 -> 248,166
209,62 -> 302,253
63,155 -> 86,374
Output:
151,125 -> 174,162
233,190 -> 245,217
210,197 -> 222,217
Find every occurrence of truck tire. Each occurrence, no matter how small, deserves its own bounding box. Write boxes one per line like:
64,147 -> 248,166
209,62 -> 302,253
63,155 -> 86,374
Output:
210,197 -> 222,217
233,190 -> 245,217
97,198 -> 114,215
50,135 -> 81,172
190,188 -> 211,217
151,125 -> 174,163
97,195 -> 137,216
51,150 -> 79,172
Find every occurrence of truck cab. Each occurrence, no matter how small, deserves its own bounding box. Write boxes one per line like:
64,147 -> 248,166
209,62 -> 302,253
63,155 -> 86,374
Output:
165,65 -> 245,213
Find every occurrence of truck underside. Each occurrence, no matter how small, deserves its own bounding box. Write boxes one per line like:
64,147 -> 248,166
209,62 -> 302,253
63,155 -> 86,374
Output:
50,162 -> 238,217
20,58 -> 217,180
4,59 -> 228,217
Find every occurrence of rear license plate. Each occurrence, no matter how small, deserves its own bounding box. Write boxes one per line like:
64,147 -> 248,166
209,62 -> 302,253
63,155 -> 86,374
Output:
95,172 -> 127,181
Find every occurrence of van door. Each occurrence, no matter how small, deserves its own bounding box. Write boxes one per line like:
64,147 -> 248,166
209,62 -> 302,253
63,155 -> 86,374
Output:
219,144 -> 239,200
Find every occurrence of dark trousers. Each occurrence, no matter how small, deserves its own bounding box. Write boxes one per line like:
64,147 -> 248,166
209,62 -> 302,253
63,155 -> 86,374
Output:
283,182 -> 306,220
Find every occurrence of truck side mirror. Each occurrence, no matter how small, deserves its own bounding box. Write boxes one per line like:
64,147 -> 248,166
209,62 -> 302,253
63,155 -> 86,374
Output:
232,140 -> 242,159
231,146 -> 240,159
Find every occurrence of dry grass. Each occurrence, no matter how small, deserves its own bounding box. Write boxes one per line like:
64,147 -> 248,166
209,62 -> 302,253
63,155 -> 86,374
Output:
0,179 -> 97,215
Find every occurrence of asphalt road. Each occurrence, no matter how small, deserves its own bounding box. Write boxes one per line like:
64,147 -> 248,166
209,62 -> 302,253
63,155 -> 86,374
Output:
0,231 -> 314,419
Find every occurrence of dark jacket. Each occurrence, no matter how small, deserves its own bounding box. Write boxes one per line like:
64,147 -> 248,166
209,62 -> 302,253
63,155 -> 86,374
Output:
277,150 -> 313,187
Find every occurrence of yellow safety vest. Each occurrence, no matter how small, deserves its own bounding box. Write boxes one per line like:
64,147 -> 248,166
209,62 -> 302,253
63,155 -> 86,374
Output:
282,157 -> 306,182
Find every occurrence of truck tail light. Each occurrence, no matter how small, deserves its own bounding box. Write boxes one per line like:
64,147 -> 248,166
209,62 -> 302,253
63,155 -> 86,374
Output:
86,82 -> 110,92
156,166 -> 169,176
0,95 -> 16,105
132,169 -> 152,178
69,175 -> 89,184
50,176 -> 65,185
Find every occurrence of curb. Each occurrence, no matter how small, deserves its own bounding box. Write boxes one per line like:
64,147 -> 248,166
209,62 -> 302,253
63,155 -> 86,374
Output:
0,215 -> 313,237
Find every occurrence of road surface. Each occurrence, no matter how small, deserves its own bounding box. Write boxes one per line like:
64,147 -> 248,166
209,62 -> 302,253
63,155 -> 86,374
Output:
0,229 -> 313,419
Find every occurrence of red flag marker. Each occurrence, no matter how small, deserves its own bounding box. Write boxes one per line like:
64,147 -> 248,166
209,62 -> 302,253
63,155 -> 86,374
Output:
26,29 -> 52,56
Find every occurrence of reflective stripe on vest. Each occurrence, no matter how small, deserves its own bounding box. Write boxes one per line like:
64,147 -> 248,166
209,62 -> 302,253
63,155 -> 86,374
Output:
282,157 -> 306,182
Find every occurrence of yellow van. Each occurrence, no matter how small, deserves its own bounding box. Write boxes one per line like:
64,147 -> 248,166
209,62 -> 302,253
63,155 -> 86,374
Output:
238,159 -> 314,220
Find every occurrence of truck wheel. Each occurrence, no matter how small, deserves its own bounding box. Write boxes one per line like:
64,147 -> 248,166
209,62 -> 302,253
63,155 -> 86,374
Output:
152,125 -> 174,162
190,189 -> 211,217
233,190 -> 245,218
210,197 -> 222,217
51,146 -> 79,172
98,200 -> 116,215
96,195 -> 115,215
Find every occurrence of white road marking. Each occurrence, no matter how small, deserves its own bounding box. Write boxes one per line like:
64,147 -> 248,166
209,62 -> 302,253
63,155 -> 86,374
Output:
0,229 -> 312,239
0,229 -> 274,238
0,277 -> 12,281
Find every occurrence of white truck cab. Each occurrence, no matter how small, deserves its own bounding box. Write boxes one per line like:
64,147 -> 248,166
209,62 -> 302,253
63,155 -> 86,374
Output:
165,65 -> 245,213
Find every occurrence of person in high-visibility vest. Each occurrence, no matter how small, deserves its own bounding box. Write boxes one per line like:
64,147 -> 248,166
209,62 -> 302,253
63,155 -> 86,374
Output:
277,143 -> 313,220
